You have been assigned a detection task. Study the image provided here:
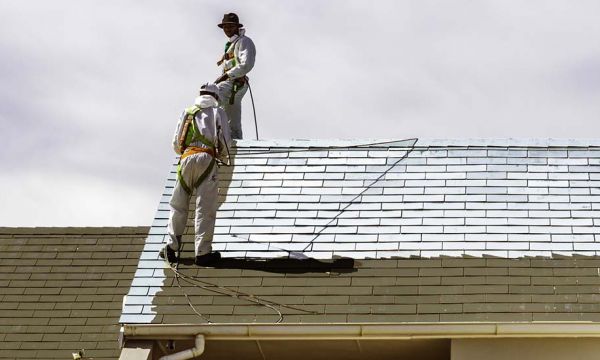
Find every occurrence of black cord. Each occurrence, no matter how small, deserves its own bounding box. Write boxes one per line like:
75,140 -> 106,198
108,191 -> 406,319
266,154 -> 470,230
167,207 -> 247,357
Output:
165,137 -> 419,322
301,138 -> 419,252
216,124 -> 232,167
228,234 -> 305,257
167,258 -> 322,322
171,241 -> 213,323
174,270 -> 213,323
233,138 -> 420,156
247,80 -> 259,140
166,243 -> 317,323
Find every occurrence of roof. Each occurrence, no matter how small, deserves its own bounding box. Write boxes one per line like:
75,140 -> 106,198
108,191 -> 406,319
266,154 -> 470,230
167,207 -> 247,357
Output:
121,138 -> 600,325
164,138 -> 600,259
0,227 -> 148,360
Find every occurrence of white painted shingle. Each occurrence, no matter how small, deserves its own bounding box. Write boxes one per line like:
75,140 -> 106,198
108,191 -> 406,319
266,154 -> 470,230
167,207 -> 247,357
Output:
263,172 -> 303,180
150,139 -> 600,263
426,172 -> 467,180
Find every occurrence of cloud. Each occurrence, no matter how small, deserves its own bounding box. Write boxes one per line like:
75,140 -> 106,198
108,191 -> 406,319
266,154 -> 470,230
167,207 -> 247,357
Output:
1,0 -> 600,226
0,169 -> 159,226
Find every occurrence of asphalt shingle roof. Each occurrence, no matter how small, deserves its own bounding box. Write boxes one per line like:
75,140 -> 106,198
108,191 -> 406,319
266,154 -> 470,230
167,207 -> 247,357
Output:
0,227 -> 148,359
158,138 -> 600,258
122,139 -> 600,325
129,256 -> 600,324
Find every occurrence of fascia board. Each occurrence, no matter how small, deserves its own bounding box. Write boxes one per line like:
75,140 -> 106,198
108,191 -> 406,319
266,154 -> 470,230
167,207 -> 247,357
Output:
123,322 -> 600,341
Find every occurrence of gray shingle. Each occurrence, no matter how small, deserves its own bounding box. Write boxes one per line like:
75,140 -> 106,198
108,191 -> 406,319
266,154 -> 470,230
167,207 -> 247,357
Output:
528,150 -> 568,157
267,157 -> 306,165
145,140 -> 600,278
507,157 -> 547,165
407,165 -> 446,172
427,172 -> 467,179
263,172 -> 303,180
509,172 -> 547,179
448,149 -> 487,157
468,172 -> 507,179
0,228 -> 147,358
422,234 -> 464,242
428,157 -> 467,165
488,149 -> 527,158
549,158 -> 588,165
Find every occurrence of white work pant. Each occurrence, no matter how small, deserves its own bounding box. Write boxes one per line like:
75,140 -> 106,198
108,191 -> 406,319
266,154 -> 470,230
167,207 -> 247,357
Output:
167,153 -> 218,256
217,80 -> 248,139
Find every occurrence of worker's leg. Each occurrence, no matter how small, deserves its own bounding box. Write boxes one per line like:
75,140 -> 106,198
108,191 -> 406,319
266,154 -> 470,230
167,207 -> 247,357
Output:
167,167 -> 192,251
216,81 -> 247,139
194,164 -> 218,256
228,84 -> 247,139
167,154 -> 206,251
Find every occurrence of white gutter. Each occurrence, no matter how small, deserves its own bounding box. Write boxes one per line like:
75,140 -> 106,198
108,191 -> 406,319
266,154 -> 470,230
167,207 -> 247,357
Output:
124,322 -> 600,341
159,334 -> 204,360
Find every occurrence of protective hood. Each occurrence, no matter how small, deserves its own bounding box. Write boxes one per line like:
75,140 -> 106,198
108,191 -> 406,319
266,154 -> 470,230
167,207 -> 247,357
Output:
229,28 -> 245,42
194,95 -> 219,108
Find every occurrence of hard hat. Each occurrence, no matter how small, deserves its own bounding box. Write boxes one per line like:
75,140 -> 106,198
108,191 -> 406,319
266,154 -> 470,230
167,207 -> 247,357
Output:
199,83 -> 220,101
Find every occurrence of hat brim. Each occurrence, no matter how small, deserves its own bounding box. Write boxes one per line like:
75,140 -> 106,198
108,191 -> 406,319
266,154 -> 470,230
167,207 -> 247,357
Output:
218,22 -> 243,28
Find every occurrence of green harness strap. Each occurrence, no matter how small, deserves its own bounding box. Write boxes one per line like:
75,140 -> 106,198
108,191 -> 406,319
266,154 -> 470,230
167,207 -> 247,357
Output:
223,41 -> 242,105
177,157 -> 216,195
224,41 -> 238,68
184,106 -> 216,149
177,106 -> 217,195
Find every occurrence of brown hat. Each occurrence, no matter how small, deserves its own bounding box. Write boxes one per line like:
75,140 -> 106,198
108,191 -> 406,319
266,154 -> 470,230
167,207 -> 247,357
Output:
218,13 -> 243,28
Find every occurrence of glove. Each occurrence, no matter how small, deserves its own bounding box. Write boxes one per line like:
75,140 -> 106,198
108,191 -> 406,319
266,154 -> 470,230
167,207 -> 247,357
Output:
215,73 -> 229,84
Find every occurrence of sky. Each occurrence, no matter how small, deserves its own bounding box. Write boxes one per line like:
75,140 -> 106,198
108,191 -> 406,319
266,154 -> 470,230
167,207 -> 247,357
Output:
1,0 -> 599,227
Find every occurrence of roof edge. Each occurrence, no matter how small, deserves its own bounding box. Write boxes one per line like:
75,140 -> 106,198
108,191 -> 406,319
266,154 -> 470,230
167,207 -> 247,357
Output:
0,226 -> 150,235
124,322 -> 600,340
235,138 -> 600,148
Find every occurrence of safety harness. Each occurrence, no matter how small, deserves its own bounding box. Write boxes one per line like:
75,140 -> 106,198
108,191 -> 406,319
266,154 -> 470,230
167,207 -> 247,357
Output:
176,106 -> 217,195
218,38 -> 249,105
217,39 -> 238,68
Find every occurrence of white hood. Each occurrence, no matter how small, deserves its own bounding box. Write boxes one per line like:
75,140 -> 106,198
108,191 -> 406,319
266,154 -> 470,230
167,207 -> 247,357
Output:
228,28 -> 245,42
194,95 -> 218,108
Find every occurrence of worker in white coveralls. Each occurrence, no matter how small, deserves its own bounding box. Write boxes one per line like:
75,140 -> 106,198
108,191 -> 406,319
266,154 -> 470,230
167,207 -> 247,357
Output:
161,83 -> 232,266
214,12 -> 256,139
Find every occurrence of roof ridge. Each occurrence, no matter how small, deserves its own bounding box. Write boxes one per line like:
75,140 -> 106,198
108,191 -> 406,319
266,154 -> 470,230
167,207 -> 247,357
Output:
234,138 -> 600,148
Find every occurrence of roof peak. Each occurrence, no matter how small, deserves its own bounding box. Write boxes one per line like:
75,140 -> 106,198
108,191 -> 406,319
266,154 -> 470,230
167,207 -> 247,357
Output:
235,138 -> 600,148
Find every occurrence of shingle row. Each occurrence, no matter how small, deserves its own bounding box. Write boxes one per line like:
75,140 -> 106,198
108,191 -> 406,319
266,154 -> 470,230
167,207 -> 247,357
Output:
152,141 -> 600,260
131,256 -> 600,324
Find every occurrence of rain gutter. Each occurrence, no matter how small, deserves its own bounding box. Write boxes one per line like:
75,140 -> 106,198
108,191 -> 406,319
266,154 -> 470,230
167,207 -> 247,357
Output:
123,322 -> 600,341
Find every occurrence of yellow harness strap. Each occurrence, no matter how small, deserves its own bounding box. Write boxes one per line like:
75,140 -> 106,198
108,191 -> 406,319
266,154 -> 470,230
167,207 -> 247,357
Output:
181,146 -> 215,161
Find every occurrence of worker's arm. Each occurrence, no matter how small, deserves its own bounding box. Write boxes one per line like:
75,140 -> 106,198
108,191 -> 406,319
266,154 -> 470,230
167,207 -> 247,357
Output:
225,36 -> 256,79
171,111 -> 186,155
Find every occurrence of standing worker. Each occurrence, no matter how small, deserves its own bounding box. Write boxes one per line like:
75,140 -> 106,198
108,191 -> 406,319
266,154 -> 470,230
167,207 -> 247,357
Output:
214,12 -> 256,139
161,84 -> 232,266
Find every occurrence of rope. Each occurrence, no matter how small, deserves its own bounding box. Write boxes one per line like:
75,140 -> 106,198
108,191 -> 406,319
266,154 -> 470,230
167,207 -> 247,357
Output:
171,242 -> 213,322
300,138 -> 419,252
228,234 -> 305,257
173,271 -> 213,323
165,242 -> 321,323
233,138 -> 419,156
165,137 -> 419,322
247,80 -> 259,140
175,265 -> 319,315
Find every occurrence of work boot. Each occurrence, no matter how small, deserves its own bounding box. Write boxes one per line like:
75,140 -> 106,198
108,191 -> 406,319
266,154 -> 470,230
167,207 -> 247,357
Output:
195,251 -> 221,267
159,245 -> 178,263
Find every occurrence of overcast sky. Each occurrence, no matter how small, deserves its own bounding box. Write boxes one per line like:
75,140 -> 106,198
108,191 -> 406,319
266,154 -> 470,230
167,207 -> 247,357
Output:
1,0 -> 599,227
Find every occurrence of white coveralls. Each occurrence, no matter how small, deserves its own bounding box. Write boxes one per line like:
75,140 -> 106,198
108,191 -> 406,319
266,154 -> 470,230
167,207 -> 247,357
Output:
167,95 -> 232,256
216,28 -> 256,139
